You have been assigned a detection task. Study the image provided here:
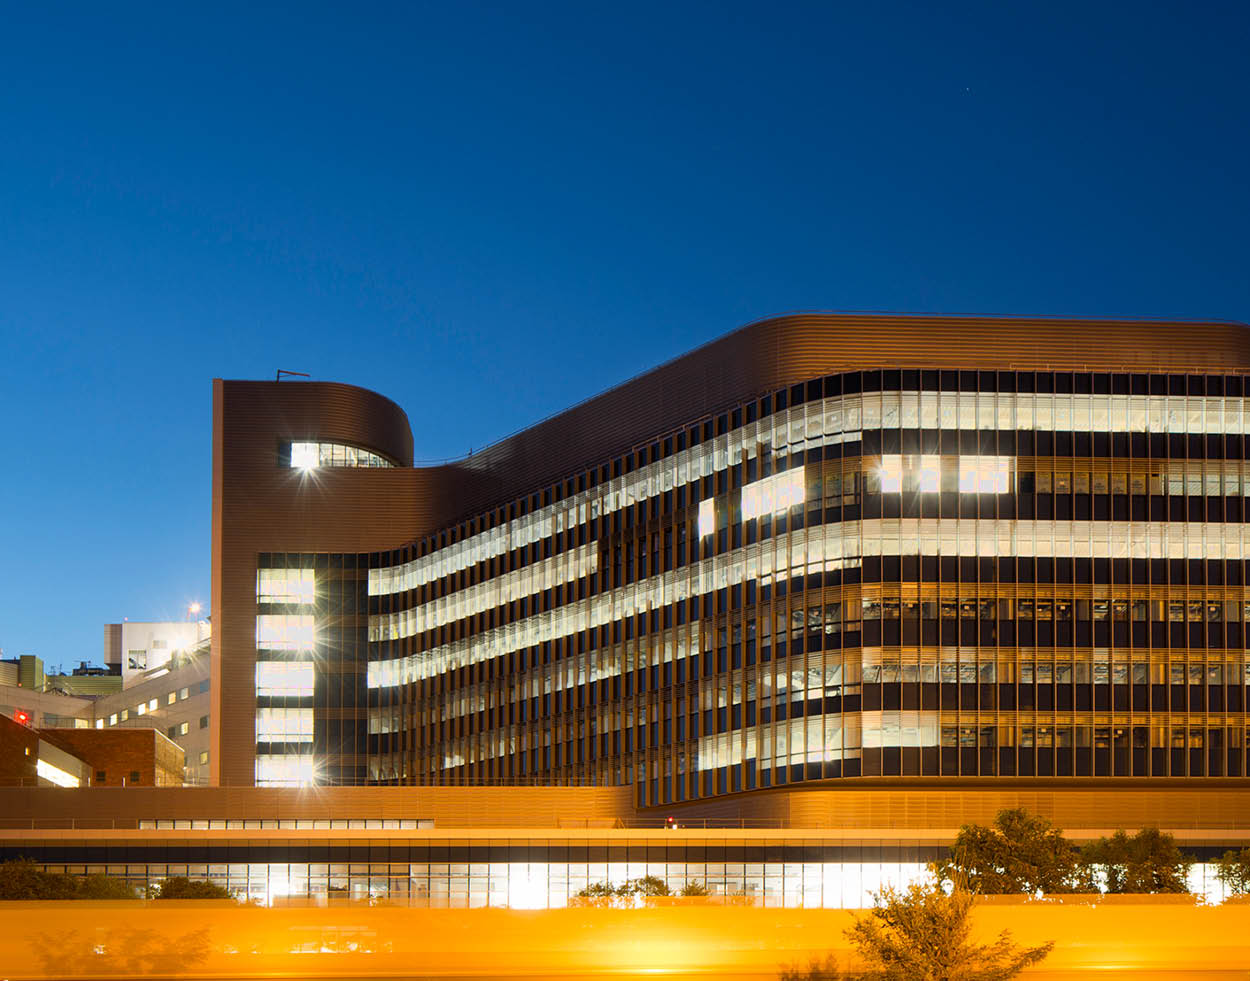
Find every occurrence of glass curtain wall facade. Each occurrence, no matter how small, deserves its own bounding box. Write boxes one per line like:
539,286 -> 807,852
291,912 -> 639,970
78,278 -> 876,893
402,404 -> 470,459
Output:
257,367 -> 1250,803
6,837 -> 1237,907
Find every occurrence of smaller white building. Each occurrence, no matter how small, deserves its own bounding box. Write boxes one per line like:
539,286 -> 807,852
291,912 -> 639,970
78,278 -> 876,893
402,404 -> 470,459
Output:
104,619 -> 210,686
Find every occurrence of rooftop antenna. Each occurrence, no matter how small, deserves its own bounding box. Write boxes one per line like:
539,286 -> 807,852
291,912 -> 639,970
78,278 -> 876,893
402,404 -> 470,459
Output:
276,369 -> 311,382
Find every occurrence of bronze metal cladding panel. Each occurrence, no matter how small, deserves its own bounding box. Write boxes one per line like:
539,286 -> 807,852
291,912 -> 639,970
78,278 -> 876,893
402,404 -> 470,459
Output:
654,783 -> 1250,831
0,784 -> 639,827
426,314 -> 1250,529
211,314 -> 1250,786
211,380 -> 433,786
6,782 -> 1250,832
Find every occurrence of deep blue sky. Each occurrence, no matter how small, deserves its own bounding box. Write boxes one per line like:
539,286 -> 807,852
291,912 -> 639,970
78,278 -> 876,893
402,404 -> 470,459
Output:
2,2 -> 1247,669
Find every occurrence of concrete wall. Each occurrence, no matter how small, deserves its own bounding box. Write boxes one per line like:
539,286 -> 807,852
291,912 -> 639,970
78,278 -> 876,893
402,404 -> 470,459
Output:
116,621 -> 208,686
91,651 -> 210,784
1,640 -> 212,785
0,685 -> 93,730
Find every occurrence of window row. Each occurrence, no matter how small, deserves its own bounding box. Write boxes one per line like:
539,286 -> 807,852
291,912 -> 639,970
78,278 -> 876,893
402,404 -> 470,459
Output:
98,680 -> 208,727
289,441 -> 394,469
258,568 -> 316,604
368,388 -> 1250,598
367,519 -> 1250,687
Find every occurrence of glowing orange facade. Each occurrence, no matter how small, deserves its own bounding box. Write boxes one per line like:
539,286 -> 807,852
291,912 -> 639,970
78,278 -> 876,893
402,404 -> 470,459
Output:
211,313 -> 1250,806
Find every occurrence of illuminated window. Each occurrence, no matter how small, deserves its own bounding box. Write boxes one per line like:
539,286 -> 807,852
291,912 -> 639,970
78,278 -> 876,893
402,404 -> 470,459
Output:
36,758 -> 80,788
959,456 -> 1013,494
697,498 -> 715,538
740,467 -> 806,521
289,441 -> 394,470
256,615 -> 315,651
255,754 -> 316,787
256,707 -> 314,742
256,661 -> 315,697
878,456 -> 903,494
257,568 -> 316,605
199,751 -> 209,765
879,455 -> 943,493
918,455 -> 941,493
290,442 -> 319,469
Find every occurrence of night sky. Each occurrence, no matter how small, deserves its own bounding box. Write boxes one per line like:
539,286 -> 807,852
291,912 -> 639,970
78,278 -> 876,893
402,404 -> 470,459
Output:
2,2 -> 1247,668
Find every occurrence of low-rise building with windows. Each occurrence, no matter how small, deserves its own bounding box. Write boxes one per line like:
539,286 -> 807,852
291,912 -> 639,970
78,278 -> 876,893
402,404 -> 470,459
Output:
1,630 -> 211,785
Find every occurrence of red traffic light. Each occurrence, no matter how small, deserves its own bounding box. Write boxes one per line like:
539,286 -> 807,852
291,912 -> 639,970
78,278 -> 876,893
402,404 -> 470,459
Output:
14,710 -> 30,726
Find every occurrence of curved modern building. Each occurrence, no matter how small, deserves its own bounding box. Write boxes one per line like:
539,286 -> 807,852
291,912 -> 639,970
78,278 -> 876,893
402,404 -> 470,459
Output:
211,313 -> 1250,803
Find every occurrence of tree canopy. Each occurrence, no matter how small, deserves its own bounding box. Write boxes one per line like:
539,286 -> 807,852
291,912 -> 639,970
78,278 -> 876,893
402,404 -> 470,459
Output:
1080,828 -> 1193,894
1213,847 -> 1250,895
574,875 -> 672,903
0,859 -> 237,901
935,810 -> 1196,897
149,876 -> 236,900
845,880 -> 1053,981
0,859 -> 136,900
934,808 -> 1090,895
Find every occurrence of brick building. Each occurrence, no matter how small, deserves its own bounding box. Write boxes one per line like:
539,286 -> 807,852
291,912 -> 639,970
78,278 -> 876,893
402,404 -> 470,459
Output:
0,714 -> 182,788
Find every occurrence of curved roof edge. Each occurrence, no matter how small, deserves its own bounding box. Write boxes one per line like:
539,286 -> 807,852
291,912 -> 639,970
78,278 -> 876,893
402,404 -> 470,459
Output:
215,377 -> 415,467
451,312 -> 1250,468
414,312 -> 1250,524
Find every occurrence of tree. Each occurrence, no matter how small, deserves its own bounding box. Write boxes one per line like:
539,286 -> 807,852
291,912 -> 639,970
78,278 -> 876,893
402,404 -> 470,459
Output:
1213,847 -> 1250,895
679,880 -> 709,897
1080,828 -> 1192,894
574,876 -> 671,905
0,859 -> 74,900
628,875 -> 670,897
934,809 -> 1091,895
149,876 -> 235,900
844,880 -> 1053,981
77,873 -> 142,899
779,954 -> 842,980
0,858 -> 135,900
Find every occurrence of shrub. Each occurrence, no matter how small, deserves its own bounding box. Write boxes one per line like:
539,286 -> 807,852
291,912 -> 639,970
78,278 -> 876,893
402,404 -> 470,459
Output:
574,881 -> 616,899
629,875 -> 670,897
149,877 -> 235,900
779,954 -> 842,980
574,876 -> 671,904
78,873 -> 142,899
